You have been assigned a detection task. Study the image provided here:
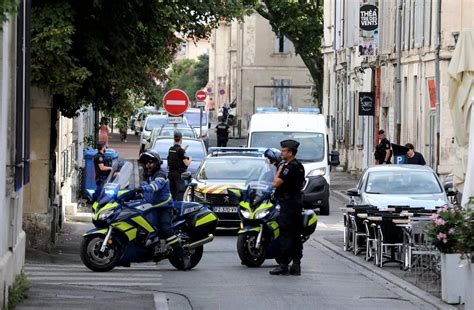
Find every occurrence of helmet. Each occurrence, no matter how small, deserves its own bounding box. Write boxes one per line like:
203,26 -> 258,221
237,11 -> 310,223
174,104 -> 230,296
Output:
264,148 -> 281,166
139,149 -> 163,166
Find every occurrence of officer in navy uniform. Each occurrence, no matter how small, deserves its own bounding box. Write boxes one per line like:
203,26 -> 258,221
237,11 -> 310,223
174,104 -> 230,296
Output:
139,149 -> 190,270
93,141 -> 112,200
167,131 -> 192,201
214,116 -> 231,147
270,139 -> 306,276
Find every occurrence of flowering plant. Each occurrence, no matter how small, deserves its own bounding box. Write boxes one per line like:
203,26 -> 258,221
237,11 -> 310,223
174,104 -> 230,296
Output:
426,206 -> 464,253
457,199 -> 474,263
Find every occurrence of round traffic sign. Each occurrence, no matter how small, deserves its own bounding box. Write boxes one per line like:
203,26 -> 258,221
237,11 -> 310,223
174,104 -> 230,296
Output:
195,90 -> 207,101
163,89 -> 190,116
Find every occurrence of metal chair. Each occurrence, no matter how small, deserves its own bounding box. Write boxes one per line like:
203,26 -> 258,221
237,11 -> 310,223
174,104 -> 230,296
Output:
343,212 -> 353,251
376,219 -> 405,268
350,214 -> 366,255
364,220 -> 378,264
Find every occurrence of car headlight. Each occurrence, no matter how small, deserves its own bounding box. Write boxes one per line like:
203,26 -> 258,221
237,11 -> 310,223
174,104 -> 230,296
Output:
255,209 -> 270,219
240,209 -> 251,219
98,208 -> 115,221
307,167 -> 326,177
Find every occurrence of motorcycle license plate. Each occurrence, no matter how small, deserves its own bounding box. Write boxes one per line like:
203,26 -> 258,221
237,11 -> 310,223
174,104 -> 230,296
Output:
213,206 -> 238,213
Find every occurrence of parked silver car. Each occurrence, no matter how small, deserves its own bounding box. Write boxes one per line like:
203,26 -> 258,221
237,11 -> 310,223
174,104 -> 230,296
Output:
346,165 -> 450,210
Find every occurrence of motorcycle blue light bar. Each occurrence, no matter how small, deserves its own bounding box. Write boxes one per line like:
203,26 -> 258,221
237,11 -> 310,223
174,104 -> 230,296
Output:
298,107 -> 320,113
256,107 -> 279,113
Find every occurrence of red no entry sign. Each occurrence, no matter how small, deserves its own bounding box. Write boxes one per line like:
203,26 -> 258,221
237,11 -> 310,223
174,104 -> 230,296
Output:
163,89 -> 190,116
195,90 -> 207,101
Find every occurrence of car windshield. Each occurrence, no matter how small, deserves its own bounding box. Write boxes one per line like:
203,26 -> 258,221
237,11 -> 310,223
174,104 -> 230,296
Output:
197,157 -> 267,180
159,127 -> 195,138
250,132 -> 325,162
152,139 -> 206,161
183,112 -> 207,126
145,117 -> 169,131
365,171 -> 443,195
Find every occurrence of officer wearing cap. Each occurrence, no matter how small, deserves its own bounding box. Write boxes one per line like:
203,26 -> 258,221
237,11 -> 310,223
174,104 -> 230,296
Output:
93,141 -> 112,200
167,131 -> 192,200
270,139 -> 306,276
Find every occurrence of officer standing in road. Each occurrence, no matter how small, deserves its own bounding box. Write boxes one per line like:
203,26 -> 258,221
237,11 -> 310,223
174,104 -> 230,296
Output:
270,139 -> 306,276
93,141 -> 112,200
139,149 -> 190,270
214,116 -> 231,147
167,131 -> 192,201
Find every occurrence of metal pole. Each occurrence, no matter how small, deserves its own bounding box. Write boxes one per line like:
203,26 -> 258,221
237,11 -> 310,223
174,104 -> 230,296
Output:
199,105 -> 203,138
395,0 -> 402,145
435,0 -> 442,173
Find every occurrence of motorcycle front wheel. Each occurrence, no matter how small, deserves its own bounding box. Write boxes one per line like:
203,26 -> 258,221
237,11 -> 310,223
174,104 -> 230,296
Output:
80,235 -> 121,272
237,232 -> 266,267
168,245 -> 203,270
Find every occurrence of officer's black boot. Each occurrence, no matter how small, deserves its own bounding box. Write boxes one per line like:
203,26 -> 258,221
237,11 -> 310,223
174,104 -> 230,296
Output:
269,264 -> 289,275
289,262 -> 301,276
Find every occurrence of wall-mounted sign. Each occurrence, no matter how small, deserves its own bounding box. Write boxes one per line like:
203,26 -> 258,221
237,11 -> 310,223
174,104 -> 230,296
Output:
427,79 -> 437,110
359,3 -> 378,56
359,92 -> 375,116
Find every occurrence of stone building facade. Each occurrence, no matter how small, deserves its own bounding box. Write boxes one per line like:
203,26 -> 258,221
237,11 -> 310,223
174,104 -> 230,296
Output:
323,0 -> 474,175
208,14 -> 313,128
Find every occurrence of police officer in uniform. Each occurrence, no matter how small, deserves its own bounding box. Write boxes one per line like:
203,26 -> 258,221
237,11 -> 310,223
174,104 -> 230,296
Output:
214,116 -> 230,147
139,149 -> 190,270
270,139 -> 305,276
167,131 -> 192,201
93,141 -> 112,200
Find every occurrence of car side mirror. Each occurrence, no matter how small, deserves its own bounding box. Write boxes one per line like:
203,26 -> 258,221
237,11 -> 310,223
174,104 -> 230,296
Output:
446,188 -> 457,197
181,171 -> 192,182
329,150 -> 340,167
347,188 -> 360,197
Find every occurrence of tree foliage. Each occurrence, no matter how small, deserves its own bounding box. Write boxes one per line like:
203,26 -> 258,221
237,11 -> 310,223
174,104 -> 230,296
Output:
165,53 -> 209,100
31,1 -> 252,117
254,0 -> 324,106
0,0 -> 18,27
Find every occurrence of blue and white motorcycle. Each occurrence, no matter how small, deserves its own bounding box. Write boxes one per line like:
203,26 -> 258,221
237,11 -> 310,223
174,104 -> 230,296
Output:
80,162 -> 218,272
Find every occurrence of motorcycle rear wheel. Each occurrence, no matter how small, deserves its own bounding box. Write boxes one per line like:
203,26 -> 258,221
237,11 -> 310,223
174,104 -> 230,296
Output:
237,232 -> 266,267
80,235 -> 120,272
168,245 -> 203,270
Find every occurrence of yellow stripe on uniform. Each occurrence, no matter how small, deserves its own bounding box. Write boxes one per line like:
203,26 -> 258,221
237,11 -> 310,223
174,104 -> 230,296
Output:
131,216 -> 155,232
195,213 -> 218,227
152,195 -> 172,207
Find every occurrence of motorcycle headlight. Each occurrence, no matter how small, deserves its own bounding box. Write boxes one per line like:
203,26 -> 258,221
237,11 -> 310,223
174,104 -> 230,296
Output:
307,168 -> 326,177
98,208 -> 115,221
255,209 -> 270,219
240,209 -> 251,219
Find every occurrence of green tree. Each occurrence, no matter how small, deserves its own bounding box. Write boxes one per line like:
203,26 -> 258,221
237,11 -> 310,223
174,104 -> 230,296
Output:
193,53 -> 209,89
0,0 -> 18,26
31,0 -> 252,118
254,1 -> 324,106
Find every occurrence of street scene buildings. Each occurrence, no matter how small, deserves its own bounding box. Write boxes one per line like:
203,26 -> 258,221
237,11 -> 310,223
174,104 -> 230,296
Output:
0,1 -> 473,309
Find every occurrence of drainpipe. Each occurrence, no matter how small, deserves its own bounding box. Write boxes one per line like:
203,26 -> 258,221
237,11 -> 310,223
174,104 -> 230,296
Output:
332,1 -> 338,149
395,0 -> 402,145
435,0 -> 442,173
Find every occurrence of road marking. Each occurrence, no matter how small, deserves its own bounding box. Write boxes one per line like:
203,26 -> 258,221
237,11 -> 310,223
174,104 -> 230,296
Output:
24,263 -> 163,288
317,221 -> 345,231
166,100 -> 186,106
154,293 -> 169,310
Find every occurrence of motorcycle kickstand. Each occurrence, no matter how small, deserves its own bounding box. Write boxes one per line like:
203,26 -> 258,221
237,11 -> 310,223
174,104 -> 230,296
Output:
100,227 -> 113,253
255,224 -> 264,249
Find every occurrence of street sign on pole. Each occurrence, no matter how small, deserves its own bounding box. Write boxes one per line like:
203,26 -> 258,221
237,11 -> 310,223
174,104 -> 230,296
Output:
195,90 -> 207,101
163,89 -> 190,116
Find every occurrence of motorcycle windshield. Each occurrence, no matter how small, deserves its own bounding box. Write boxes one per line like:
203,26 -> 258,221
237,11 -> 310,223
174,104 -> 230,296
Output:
245,162 -> 275,207
97,161 -> 133,204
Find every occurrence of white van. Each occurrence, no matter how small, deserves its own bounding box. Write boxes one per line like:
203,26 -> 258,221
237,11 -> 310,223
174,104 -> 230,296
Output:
247,108 -> 339,215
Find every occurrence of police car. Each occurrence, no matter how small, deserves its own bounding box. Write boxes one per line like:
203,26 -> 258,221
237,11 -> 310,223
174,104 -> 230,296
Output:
183,147 -> 271,228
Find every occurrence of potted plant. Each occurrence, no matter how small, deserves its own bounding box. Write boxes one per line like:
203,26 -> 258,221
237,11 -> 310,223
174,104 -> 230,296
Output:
457,199 -> 474,309
426,206 -> 466,304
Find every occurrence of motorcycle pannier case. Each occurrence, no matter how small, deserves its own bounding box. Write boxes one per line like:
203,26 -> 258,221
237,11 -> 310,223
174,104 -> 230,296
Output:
188,209 -> 218,238
301,210 -> 317,236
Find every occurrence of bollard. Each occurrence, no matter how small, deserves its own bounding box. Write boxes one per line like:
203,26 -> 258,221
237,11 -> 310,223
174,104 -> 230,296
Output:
238,119 -> 242,138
